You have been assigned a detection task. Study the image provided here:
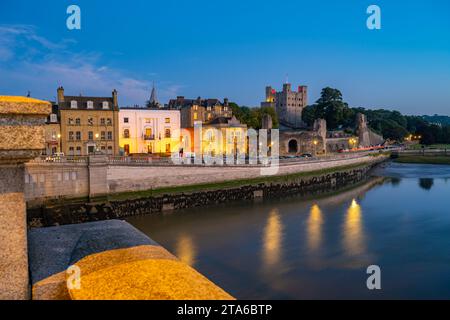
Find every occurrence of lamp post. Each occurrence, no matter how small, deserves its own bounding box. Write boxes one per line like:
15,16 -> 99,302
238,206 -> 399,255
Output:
313,139 -> 318,157
57,133 -> 61,154
95,133 -> 100,153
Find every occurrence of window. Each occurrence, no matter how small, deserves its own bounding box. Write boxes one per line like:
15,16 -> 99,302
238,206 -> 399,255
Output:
68,131 -> 74,141
70,101 -> 77,109
88,131 -> 93,140
207,106 -> 211,111
102,101 -> 109,109
101,131 -> 106,140
123,129 -> 130,138
69,147 -> 74,155
68,118 -> 74,125
224,106 -> 228,111
165,118 -> 170,124
106,118 -> 112,126
107,146 -> 113,155
76,131 -> 81,141
165,129 -> 171,138
76,146 -> 81,156
87,117 -> 94,126
87,101 -> 94,109
50,114 -> 57,123
193,112 -> 198,120
107,131 -> 113,140
71,171 -> 77,180
75,118 -> 81,125
100,118 -> 106,125
124,117 -> 129,123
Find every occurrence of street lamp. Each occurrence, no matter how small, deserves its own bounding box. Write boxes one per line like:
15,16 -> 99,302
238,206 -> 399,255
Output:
57,133 -> 61,153
313,139 -> 318,156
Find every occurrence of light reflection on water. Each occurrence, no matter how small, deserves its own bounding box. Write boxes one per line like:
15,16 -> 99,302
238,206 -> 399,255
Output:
262,209 -> 283,268
307,204 -> 323,253
343,199 -> 365,257
175,234 -> 196,267
127,163 -> 450,299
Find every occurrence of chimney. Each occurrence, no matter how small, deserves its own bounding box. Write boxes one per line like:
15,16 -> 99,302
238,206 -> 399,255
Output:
57,86 -> 65,105
112,89 -> 118,108
224,98 -> 229,106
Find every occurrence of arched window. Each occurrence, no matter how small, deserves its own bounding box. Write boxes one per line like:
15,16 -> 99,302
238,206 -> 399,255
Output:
288,139 -> 298,153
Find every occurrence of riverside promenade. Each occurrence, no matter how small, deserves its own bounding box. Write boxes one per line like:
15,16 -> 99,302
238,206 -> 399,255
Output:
1,96 -> 386,300
0,96 -> 233,300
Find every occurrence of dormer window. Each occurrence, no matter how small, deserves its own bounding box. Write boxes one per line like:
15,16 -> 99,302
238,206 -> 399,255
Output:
87,101 -> 94,109
70,100 -> 77,109
50,114 -> 57,123
102,101 -> 109,109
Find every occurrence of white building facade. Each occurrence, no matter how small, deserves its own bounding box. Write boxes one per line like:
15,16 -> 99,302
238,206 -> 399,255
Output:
118,108 -> 181,155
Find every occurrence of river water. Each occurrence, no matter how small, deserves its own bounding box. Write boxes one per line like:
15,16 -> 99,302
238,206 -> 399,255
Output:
126,163 -> 450,299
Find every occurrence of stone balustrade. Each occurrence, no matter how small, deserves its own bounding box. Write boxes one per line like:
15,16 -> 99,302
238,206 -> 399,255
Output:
0,96 -> 51,300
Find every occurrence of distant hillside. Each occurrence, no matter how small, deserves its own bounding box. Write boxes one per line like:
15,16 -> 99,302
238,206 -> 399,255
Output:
421,115 -> 450,126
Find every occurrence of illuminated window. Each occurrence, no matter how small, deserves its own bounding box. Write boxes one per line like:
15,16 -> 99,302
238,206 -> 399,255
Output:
193,112 -> 198,120
165,129 -> 171,138
123,129 -> 130,138
165,118 -> 170,124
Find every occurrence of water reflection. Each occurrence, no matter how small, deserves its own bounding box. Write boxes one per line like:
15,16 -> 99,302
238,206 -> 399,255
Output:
307,204 -> 323,252
342,199 -> 366,257
262,209 -> 283,268
419,178 -> 434,191
175,234 -> 197,266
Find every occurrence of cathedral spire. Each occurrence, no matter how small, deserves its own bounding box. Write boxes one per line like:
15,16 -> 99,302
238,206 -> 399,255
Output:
149,82 -> 158,105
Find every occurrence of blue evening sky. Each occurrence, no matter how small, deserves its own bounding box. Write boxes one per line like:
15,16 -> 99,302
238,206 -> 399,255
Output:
0,0 -> 449,115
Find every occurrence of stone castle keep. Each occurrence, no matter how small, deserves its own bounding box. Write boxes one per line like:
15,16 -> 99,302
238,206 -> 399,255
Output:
261,83 -> 385,156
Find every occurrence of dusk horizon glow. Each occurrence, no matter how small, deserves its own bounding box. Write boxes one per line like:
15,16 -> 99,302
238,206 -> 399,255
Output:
1,0 -> 449,116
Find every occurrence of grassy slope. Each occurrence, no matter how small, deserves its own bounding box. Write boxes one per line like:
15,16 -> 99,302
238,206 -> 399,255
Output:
395,155 -> 450,165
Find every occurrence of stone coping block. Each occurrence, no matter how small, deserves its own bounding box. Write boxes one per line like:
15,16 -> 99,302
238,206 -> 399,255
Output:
0,96 -> 51,115
29,220 -> 233,300
0,96 -> 51,164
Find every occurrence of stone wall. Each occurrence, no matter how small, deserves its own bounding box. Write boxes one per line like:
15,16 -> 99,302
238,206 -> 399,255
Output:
0,96 -> 51,300
27,160 -> 384,227
107,155 -> 380,193
25,154 -> 384,205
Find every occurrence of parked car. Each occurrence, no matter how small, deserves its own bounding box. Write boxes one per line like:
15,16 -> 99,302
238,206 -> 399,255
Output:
300,153 -> 313,158
45,152 -> 65,162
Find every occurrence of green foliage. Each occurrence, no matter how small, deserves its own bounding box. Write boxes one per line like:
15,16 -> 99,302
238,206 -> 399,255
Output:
303,87 -> 355,130
301,86 -> 450,143
230,102 -> 279,129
